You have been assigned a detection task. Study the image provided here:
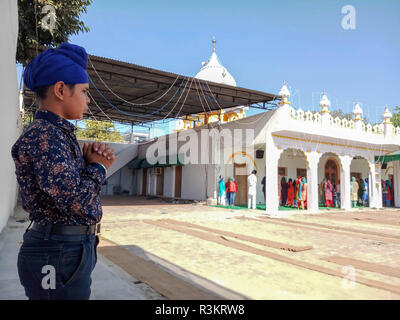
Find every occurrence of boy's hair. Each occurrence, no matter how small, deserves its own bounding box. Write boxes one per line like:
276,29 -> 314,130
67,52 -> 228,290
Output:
252,170 -> 257,175
34,84 -> 76,102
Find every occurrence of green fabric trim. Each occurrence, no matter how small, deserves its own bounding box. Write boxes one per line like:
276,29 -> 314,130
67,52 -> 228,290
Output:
375,150 -> 400,163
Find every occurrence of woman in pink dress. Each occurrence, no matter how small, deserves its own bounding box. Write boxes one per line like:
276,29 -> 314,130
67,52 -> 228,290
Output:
324,179 -> 333,208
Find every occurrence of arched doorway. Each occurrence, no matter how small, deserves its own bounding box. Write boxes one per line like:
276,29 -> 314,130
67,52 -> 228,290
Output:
278,148 -> 308,210
325,158 -> 339,185
318,153 -> 342,209
350,156 -> 371,208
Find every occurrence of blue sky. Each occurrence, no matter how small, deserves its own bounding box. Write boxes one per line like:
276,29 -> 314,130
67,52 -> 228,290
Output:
23,0 -> 400,136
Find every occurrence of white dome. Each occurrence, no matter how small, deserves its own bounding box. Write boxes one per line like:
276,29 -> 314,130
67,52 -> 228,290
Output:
320,92 -> 331,108
383,105 -> 392,119
195,39 -> 236,86
353,101 -> 363,116
279,82 -> 290,99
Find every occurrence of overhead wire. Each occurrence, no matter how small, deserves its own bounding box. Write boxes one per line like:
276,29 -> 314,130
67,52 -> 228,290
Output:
88,55 -> 182,106
88,74 -> 186,118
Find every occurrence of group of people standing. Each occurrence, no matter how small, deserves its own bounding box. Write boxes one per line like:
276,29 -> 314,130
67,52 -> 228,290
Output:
217,170 -> 258,209
382,179 -> 393,207
218,176 -> 238,206
319,177 -> 369,208
218,172 -> 394,210
350,177 -> 369,208
278,176 -> 308,210
319,178 -> 341,208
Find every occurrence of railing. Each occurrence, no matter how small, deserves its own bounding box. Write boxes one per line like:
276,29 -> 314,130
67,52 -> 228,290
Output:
288,107 -> 399,136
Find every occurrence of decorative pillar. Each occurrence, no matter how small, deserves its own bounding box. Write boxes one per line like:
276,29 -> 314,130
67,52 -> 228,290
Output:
265,134 -> 282,216
353,101 -> 364,132
339,155 -> 352,210
368,171 -> 372,207
275,82 -> 293,126
370,162 -> 383,209
320,92 -> 331,126
382,105 -> 393,139
278,81 -> 291,108
306,151 -> 321,213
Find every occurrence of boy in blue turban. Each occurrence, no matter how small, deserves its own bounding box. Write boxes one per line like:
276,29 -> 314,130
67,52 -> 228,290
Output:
11,43 -> 116,300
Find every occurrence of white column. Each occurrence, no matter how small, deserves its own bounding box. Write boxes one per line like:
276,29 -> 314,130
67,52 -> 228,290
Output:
307,152 -> 321,213
368,171 -> 372,207
339,155 -> 352,210
393,161 -> 400,207
265,136 -> 281,216
370,162 -> 382,209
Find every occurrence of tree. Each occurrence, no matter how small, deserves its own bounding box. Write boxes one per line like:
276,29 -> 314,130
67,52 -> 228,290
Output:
17,0 -> 92,66
329,110 -> 353,121
76,119 -> 124,143
393,107 -> 400,128
326,109 -> 372,124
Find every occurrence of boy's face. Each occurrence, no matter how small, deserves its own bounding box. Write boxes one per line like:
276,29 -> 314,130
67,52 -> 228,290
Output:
62,83 -> 90,120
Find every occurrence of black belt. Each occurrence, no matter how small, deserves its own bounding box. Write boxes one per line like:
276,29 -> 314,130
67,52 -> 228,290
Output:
31,222 -> 101,235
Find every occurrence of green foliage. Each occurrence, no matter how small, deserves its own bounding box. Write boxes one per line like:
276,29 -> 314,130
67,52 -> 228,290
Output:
17,0 -> 92,65
76,119 -> 124,143
329,110 -> 353,121
23,112 -> 35,129
393,106 -> 400,128
330,109 -> 371,124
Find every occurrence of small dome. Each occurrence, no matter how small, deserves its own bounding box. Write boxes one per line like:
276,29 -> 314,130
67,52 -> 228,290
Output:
383,105 -> 392,119
195,38 -> 236,86
353,101 -> 363,116
279,82 -> 290,99
320,92 -> 331,108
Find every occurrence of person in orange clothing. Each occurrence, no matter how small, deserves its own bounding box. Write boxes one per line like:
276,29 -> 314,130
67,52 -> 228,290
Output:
287,178 -> 295,207
226,178 -> 238,206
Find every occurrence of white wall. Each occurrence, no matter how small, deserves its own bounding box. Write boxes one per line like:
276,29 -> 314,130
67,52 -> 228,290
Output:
77,140 -> 138,179
278,151 -> 308,180
0,0 -> 20,233
163,167 -> 175,198
181,164 -> 207,201
100,166 -> 134,196
350,159 -> 370,179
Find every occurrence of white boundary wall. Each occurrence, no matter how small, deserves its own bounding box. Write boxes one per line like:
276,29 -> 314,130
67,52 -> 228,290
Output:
0,0 -> 20,233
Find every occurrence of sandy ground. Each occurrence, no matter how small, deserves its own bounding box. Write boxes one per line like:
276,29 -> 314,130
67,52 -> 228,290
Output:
98,195 -> 400,300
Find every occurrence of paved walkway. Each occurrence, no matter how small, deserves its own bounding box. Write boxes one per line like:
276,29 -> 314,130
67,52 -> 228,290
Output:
0,216 -> 163,300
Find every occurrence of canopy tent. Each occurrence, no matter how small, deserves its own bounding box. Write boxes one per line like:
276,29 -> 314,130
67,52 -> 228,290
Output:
375,150 -> 400,163
23,52 -> 280,126
128,154 -> 184,169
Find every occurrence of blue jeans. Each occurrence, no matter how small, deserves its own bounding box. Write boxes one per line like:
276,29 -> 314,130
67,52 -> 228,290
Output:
229,192 -> 236,206
335,193 -> 341,207
17,228 -> 99,300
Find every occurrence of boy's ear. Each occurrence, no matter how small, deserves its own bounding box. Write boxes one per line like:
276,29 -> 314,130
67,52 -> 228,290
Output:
53,81 -> 66,101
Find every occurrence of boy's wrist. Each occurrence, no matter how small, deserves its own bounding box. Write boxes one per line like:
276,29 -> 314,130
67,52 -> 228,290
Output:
90,162 -> 107,175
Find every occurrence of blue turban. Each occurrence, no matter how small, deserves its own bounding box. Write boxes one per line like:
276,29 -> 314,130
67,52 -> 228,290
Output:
23,42 -> 88,91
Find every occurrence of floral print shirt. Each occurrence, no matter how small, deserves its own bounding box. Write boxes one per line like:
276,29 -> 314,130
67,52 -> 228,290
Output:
11,109 -> 106,226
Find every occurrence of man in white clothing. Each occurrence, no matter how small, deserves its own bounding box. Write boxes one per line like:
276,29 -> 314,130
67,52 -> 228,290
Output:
248,170 -> 257,209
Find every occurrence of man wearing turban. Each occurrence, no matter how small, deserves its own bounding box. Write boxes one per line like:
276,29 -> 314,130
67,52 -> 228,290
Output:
11,43 -> 116,300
